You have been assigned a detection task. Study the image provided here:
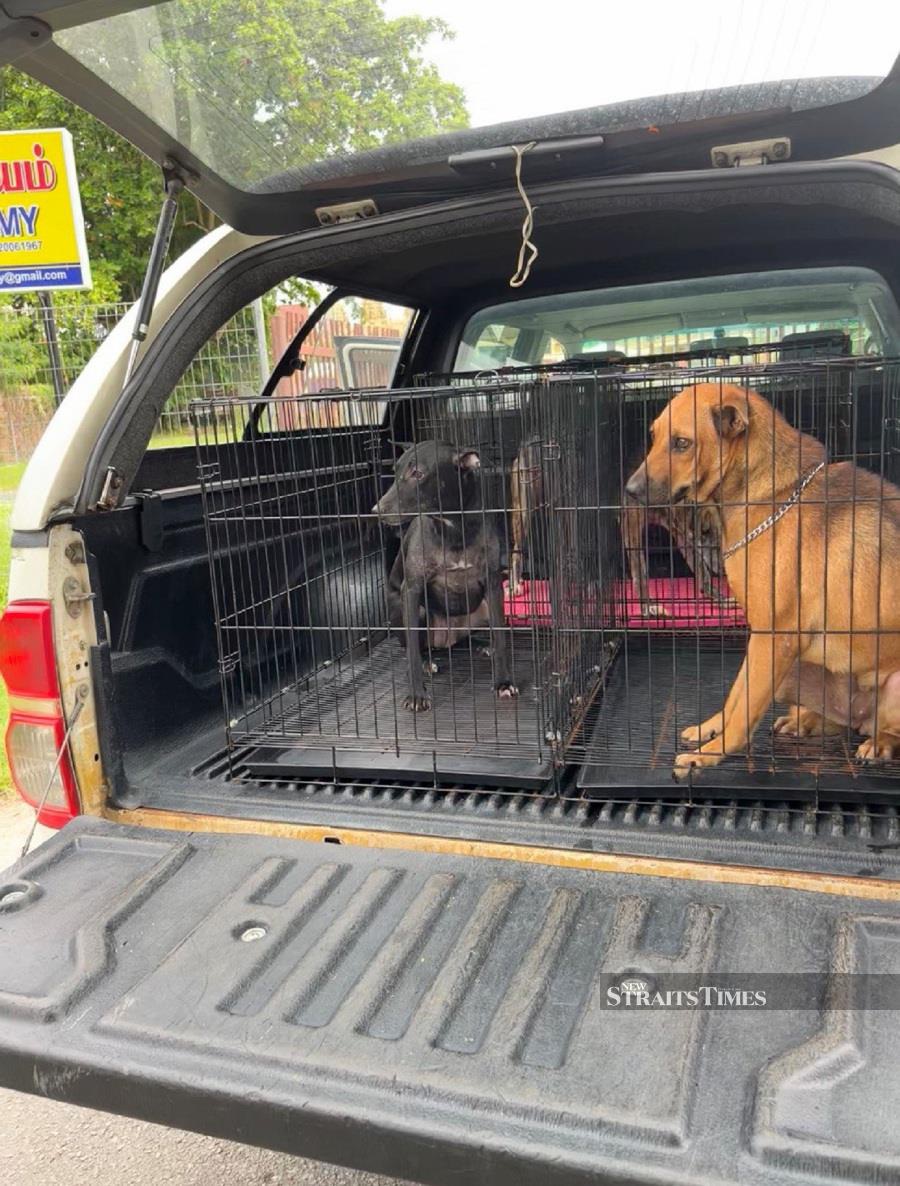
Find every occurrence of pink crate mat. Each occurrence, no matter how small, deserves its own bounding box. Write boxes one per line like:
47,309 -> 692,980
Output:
611,576 -> 746,629
503,577 -> 746,630
504,580 -> 553,626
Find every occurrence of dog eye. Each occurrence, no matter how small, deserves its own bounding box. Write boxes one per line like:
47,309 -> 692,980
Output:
672,437 -> 692,452
406,467 -> 425,481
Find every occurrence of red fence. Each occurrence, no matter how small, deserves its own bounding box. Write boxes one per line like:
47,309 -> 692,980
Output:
268,304 -> 405,429
269,305 -> 404,392
0,394 -> 53,465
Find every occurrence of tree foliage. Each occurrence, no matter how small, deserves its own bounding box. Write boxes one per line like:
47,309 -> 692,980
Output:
0,0 -> 467,299
0,71 -> 167,301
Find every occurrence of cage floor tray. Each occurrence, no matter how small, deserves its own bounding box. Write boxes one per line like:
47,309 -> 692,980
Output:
578,638 -> 900,800
241,634 -> 553,789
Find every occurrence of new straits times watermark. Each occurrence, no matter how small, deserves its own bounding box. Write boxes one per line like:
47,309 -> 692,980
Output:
602,973 -> 900,1009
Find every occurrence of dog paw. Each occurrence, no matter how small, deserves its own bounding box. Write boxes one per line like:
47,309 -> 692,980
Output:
773,712 -> 804,736
422,659 -> 439,675
773,709 -> 820,737
680,714 -> 723,745
404,694 -> 432,713
478,645 -> 492,658
774,709 -> 840,738
646,603 -> 670,618
673,750 -> 723,780
855,737 -> 896,764
496,682 -> 520,699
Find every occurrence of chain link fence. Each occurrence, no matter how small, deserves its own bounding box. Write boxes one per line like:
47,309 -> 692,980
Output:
0,298 -> 129,463
0,297 -> 272,463
0,295 -> 408,466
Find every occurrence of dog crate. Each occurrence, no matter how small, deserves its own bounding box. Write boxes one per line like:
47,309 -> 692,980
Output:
570,353 -> 900,801
194,353 -> 900,801
191,378 -> 615,789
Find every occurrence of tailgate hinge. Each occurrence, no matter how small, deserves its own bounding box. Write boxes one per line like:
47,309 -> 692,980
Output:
711,137 -> 791,168
63,576 -> 96,618
135,490 -> 164,552
315,199 -> 379,226
97,466 -> 124,511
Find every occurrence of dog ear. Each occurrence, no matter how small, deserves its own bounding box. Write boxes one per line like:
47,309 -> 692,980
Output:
711,403 -> 748,439
454,449 -> 481,470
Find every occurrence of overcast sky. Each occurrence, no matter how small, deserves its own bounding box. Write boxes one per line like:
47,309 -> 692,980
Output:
384,0 -> 900,126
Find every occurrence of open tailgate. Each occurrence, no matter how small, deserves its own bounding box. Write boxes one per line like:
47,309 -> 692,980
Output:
2,815 -> 900,1185
6,3 -> 900,234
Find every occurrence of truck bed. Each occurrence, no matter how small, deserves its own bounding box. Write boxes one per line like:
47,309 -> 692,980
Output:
118,705 -> 900,882
3,816 -> 900,1186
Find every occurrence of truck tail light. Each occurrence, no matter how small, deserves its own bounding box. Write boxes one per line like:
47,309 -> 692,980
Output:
0,601 -> 79,828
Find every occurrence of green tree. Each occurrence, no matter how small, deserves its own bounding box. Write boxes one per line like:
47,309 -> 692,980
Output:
0,1 -> 466,416
0,71 -> 165,302
0,301 -> 44,395
0,0 -> 467,299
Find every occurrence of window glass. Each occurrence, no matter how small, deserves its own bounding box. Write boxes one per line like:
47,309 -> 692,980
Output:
56,2 -> 899,190
155,291 -> 413,446
455,267 -> 900,371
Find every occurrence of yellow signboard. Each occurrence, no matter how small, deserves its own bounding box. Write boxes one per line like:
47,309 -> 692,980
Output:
0,127 -> 92,293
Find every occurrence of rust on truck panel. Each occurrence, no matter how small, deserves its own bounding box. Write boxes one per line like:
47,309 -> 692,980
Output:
51,524 -> 105,814
103,804 -> 900,902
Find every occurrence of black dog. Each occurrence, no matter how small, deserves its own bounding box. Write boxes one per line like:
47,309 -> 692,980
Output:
372,440 -> 518,712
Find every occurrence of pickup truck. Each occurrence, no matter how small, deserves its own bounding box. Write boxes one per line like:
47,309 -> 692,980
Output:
3,4 -> 900,1183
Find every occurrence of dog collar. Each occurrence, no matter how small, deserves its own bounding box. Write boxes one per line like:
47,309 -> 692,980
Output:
721,460 -> 826,560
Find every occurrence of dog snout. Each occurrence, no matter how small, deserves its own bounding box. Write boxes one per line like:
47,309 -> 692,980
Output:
372,487 -> 408,526
625,466 -> 648,501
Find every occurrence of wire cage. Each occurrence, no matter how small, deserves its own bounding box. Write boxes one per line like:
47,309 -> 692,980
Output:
571,353 -> 900,801
191,378 -> 615,789
193,351 -> 900,802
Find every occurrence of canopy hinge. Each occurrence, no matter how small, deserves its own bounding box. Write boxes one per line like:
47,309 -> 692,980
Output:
316,199 -> 379,226
97,466 -> 124,511
711,138 -> 791,168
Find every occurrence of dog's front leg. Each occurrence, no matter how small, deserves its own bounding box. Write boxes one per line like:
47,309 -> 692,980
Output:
674,633 -> 798,778
401,578 -> 430,712
486,575 -> 518,699
621,499 -> 658,615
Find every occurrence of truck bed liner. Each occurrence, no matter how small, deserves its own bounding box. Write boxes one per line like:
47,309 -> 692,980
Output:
240,633 -> 552,787
2,817 -> 900,1185
120,711 -> 900,882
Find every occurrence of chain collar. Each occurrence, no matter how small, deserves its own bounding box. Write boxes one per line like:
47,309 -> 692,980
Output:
722,461 -> 826,561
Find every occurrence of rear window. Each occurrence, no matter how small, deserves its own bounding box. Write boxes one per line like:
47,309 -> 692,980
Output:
454,267 -> 900,371
53,4 -> 900,190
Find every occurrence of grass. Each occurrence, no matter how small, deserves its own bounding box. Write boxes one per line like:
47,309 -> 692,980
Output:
148,429 -> 195,450
0,461 -> 25,494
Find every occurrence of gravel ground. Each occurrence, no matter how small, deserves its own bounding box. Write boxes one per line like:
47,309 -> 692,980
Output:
0,797 -> 409,1186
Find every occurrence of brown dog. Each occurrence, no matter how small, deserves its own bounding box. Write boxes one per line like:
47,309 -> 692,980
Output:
777,661 -> 900,745
625,382 -> 900,778
620,495 -> 729,615
509,437 -> 543,595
